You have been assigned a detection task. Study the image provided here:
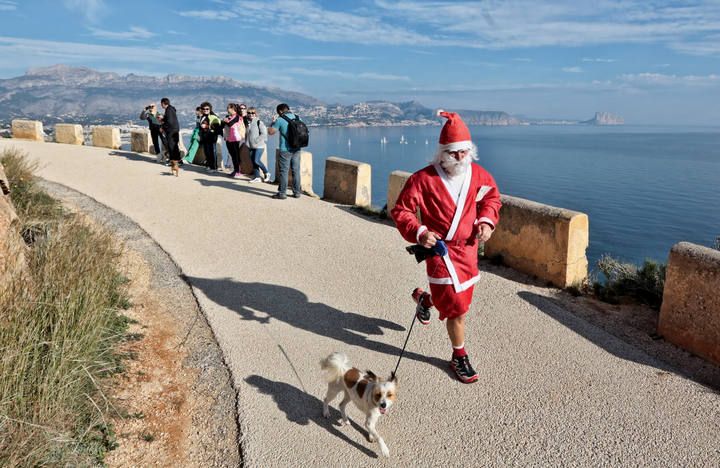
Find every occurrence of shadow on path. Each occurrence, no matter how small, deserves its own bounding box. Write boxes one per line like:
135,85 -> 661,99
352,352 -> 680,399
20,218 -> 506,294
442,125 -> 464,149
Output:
245,375 -> 378,458
188,277 -> 451,374
518,291 -> 720,392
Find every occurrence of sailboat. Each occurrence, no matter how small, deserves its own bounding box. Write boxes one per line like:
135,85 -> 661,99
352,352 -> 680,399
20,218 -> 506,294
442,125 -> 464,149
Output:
348,138 -> 352,147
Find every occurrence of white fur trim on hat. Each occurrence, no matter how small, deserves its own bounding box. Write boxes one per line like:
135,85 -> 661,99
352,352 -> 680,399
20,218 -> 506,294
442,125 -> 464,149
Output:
439,140 -> 473,152
436,109 -> 445,117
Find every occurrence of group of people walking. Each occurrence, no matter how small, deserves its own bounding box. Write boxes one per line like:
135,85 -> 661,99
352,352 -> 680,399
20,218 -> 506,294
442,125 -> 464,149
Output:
140,100 -> 308,199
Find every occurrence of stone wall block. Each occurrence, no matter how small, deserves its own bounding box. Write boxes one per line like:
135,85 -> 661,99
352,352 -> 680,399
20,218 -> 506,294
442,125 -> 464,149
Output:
658,242 -> 720,365
387,170 -> 412,212
323,156 -> 371,206
91,126 -> 121,149
130,130 -> 151,153
11,119 -> 44,141
55,124 -> 84,145
484,194 -> 589,288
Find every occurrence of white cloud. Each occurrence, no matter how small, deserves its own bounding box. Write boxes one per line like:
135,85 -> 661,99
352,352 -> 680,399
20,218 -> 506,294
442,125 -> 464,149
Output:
177,10 -> 238,20
562,66 -> 583,73
619,73 -> 720,86
220,0 -> 431,46
289,67 -> 410,81
63,0 -> 106,23
0,1 -> 17,11
582,57 -> 616,63
88,26 -> 156,41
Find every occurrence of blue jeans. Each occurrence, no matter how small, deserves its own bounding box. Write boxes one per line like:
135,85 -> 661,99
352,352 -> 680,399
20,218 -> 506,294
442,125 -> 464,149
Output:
277,150 -> 301,197
251,148 -> 269,178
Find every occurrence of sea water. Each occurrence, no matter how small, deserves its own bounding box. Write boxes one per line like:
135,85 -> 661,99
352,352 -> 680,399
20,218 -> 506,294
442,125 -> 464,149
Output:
195,125 -> 720,268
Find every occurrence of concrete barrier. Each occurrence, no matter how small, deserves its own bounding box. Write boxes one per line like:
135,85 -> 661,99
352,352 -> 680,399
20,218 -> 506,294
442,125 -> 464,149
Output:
484,195 -> 589,288
11,119 -> 44,141
323,157 -> 371,206
131,130 -> 151,153
658,242 -> 720,365
240,146 -> 268,176
55,124 -> 84,145
387,170 -> 412,212
274,150 -> 315,196
92,126 -> 121,149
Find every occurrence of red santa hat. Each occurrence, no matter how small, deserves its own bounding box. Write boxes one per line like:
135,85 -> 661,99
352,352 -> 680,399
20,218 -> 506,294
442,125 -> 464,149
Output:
436,109 -> 473,152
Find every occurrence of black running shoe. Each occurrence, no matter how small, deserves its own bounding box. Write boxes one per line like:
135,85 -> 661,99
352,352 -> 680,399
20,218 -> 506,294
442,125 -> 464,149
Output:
411,288 -> 432,325
450,355 -> 479,383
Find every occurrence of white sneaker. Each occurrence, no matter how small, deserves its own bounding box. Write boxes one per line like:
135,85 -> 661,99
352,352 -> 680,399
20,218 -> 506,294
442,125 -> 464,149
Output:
264,173 -> 271,182
249,177 -> 262,183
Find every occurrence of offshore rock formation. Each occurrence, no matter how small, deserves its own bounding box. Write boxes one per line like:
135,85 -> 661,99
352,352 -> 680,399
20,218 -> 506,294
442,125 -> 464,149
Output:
582,112 -> 624,125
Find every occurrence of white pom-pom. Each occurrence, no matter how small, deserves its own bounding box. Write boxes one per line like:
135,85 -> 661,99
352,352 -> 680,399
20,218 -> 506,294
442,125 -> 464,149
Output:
436,109 -> 445,117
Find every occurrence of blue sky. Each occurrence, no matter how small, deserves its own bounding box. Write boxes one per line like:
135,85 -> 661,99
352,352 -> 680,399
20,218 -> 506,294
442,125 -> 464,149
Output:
1,0 -> 719,124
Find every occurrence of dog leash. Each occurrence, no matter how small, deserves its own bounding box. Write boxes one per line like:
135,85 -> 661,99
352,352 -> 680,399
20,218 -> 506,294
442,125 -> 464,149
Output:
392,240 -> 448,378
392,310 -> 418,378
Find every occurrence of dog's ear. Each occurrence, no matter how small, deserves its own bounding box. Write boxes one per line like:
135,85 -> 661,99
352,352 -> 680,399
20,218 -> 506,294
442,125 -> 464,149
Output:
390,372 -> 398,384
365,370 -> 377,381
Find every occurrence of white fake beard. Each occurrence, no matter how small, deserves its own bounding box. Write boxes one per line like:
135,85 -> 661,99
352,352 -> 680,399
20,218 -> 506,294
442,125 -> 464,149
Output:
438,152 -> 471,177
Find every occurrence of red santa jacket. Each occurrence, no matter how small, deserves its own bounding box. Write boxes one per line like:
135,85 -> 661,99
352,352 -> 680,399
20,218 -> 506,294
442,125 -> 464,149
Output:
391,162 -> 501,292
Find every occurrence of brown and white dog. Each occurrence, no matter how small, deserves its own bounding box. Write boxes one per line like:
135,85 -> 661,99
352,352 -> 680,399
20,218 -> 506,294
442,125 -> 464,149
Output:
320,352 -> 397,457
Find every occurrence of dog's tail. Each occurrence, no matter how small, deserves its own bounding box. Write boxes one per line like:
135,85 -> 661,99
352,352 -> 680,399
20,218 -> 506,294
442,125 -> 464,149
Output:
320,352 -> 351,383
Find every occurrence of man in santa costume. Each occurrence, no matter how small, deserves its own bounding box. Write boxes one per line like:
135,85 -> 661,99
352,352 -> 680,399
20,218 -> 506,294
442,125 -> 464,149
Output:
391,110 -> 501,383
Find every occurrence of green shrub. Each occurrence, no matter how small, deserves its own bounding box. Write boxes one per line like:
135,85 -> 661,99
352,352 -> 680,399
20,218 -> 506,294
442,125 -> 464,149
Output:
593,255 -> 666,310
0,148 -> 129,466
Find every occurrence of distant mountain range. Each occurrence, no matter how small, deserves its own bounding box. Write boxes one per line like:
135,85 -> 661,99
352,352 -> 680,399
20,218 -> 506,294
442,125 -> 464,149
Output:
0,65 -> 620,128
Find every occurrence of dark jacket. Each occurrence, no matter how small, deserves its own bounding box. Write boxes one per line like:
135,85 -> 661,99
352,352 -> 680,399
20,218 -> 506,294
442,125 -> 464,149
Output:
200,113 -> 221,143
161,105 -> 180,134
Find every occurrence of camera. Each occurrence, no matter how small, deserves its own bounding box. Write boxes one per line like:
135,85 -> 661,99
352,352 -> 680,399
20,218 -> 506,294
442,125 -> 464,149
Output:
145,105 -> 152,111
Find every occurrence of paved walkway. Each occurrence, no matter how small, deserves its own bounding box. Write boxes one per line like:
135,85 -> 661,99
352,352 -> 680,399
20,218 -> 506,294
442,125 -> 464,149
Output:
4,139 -> 719,466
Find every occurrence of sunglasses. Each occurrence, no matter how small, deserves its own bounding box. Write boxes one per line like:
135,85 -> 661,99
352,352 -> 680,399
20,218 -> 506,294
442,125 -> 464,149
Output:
202,107 -> 210,110
248,112 -> 256,115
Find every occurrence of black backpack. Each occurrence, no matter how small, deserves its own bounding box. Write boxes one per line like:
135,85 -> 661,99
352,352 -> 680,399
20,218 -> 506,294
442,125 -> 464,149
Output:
280,113 -> 309,149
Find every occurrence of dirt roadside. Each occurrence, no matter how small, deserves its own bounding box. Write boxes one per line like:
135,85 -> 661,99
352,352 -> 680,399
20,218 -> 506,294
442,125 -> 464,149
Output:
39,180 -> 241,467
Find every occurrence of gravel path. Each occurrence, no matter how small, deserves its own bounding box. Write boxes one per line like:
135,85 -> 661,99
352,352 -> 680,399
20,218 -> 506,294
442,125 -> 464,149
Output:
5,139 -> 719,466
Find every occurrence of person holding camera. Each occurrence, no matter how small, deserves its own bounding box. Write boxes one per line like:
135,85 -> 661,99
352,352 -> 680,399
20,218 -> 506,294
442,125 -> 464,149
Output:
139,103 -> 163,156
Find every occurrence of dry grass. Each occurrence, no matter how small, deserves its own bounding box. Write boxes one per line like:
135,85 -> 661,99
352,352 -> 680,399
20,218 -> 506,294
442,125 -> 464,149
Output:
0,148 -> 130,466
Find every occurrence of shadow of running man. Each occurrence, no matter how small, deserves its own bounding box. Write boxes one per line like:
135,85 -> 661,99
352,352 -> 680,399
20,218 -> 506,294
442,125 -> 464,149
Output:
187,277 -> 450,372
245,374 -> 378,458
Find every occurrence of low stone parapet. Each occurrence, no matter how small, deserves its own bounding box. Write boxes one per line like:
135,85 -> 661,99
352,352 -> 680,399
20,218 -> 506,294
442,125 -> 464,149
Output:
131,130 -> 151,153
274,150 -> 315,196
484,195 -> 589,288
323,157 -> 371,206
658,242 -> 720,365
11,119 -> 44,141
55,124 -> 84,145
387,170 -> 411,212
91,126 -> 121,149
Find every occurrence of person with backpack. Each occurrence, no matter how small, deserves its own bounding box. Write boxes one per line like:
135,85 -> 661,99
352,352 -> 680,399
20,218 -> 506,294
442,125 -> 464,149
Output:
246,107 -> 270,183
199,101 -> 221,172
220,103 -> 246,178
268,103 -> 309,199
